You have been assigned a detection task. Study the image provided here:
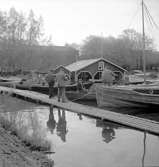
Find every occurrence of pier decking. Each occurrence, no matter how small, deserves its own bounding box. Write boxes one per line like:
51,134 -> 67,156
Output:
0,86 -> 159,135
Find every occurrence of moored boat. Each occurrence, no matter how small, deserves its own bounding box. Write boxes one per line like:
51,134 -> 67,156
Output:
15,81 -> 96,102
0,77 -> 22,87
96,84 -> 159,108
96,0 -> 159,109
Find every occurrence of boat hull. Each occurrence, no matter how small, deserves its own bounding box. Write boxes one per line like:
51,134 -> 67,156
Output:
15,84 -> 96,102
96,84 -> 159,109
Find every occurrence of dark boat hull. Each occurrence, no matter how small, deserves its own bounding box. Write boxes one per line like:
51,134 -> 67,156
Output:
15,83 -> 96,102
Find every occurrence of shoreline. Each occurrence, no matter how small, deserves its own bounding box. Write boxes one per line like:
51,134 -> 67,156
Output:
0,125 -> 54,167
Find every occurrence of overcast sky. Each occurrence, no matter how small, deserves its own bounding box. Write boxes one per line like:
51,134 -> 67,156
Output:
1,0 -> 159,49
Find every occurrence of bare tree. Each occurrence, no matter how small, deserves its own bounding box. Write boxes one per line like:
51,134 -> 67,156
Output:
119,29 -> 154,50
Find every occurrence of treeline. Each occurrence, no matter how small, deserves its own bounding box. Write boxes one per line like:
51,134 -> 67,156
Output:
0,7 -> 42,70
0,8 -> 78,73
79,29 -> 159,71
0,8 -> 159,73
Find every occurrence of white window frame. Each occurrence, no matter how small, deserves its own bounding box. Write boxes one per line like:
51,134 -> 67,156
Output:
98,61 -> 105,71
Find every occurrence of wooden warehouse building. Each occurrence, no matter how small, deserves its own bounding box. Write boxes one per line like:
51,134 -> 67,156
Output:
53,58 -> 127,83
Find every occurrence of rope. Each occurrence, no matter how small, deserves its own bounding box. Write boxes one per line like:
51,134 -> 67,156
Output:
70,82 -> 95,102
144,5 -> 154,28
71,92 -> 92,102
143,2 -> 159,30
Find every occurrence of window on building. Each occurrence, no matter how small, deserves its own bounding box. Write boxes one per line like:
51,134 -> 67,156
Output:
78,71 -> 92,82
94,71 -> 102,80
98,62 -> 104,71
114,71 -> 123,81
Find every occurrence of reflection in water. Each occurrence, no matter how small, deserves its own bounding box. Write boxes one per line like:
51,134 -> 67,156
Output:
102,127 -> 115,143
77,113 -> 83,120
47,105 -> 56,134
1,95 -> 159,167
96,119 -> 118,143
56,109 -> 68,142
28,112 -> 47,144
0,104 -> 50,150
0,95 -> 36,113
46,106 -> 68,142
142,132 -> 146,167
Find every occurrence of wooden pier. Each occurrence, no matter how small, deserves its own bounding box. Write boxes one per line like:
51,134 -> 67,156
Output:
0,86 -> 159,135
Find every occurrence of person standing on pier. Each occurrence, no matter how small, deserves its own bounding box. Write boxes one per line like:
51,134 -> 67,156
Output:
56,70 -> 67,102
101,68 -> 116,86
45,71 -> 56,98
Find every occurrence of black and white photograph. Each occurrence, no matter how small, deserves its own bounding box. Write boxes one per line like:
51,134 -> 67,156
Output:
0,0 -> 159,166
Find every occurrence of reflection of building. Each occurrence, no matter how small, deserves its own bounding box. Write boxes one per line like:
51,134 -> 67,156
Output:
96,119 -> 119,143
47,105 -> 56,134
56,109 -> 68,142
53,58 -> 127,84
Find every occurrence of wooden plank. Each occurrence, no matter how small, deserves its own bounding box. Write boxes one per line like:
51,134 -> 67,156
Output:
0,86 -> 159,135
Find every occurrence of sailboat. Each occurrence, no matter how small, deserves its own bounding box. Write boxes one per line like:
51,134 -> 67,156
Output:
96,0 -> 159,109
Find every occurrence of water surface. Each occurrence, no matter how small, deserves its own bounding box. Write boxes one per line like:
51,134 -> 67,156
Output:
0,95 -> 159,167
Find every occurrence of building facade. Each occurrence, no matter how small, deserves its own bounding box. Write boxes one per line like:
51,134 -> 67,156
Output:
53,58 -> 127,83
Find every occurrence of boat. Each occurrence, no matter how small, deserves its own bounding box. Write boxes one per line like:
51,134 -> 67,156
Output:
96,84 -> 159,108
0,77 -> 21,87
15,81 -> 96,102
96,0 -> 159,109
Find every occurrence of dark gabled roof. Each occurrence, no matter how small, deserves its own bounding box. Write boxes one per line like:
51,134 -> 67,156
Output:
65,58 -> 127,72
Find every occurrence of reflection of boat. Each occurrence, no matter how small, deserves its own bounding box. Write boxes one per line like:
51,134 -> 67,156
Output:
96,0 -> 159,109
96,84 -> 159,108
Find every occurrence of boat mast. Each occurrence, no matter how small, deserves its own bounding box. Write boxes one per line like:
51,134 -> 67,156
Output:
100,32 -> 104,58
142,0 -> 146,83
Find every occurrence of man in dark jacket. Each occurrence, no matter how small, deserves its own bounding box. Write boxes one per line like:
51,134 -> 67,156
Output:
45,72 -> 56,98
56,70 -> 67,102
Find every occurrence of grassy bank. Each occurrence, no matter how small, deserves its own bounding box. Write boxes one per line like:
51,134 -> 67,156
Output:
0,112 -> 54,167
